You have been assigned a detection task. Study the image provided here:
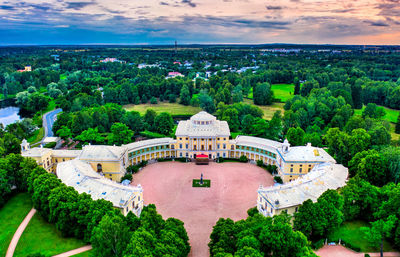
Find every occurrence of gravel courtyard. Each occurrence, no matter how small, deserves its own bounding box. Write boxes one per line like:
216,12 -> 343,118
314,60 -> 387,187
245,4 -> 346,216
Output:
132,161 -> 274,257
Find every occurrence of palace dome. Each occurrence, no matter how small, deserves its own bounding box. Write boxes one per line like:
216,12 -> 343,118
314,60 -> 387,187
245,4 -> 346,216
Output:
190,111 -> 216,125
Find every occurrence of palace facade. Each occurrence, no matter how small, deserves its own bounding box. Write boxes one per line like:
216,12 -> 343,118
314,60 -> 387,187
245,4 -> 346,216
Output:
21,111 -> 347,217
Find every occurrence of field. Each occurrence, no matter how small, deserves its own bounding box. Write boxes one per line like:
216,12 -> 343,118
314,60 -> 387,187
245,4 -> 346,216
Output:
271,83 -> 295,102
14,212 -> 86,256
353,105 -> 400,140
328,220 -> 395,253
354,105 -> 400,123
0,193 -> 32,257
124,102 -> 202,116
243,99 -> 285,119
247,83 -> 295,102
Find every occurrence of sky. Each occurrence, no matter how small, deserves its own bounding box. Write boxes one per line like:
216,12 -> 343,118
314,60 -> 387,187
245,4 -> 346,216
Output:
0,0 -> 399,45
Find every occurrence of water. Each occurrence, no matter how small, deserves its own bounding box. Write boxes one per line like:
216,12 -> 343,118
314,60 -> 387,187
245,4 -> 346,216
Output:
0,106 -> 21,127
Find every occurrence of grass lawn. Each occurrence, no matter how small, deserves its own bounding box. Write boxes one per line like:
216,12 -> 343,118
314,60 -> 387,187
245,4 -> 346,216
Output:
243,99 -> 285,120
27,127 -> 44,144
354,105 -> 400,123
14,213 -> 86,257
328,220 -> 395,253
247,83 -> 294,102
124,102 -> 202,116
271,83 -> 295,102
140,130 -> 168,138
192,179 -> 211,187
0,193 -> 32,257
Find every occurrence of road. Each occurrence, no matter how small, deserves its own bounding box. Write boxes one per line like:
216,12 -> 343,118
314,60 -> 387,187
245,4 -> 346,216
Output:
43,108 -> 62,138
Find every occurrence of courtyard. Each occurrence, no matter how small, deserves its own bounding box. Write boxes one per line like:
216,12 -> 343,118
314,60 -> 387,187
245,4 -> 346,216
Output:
132,161 -> 274,257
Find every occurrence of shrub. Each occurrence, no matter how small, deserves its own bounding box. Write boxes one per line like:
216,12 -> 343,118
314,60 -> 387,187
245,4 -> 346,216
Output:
217,157 -> 224,163
239,155 -> 248,163
150,97 -> 158,104
312,239 -> 324,250
274,176 -> 283,184
157,158 -> 172,162
256,159 -> 264,167
120,173 -> 132,183
43,142 -> 57,148
247,207 -> 259,217
341,239 -> 361,252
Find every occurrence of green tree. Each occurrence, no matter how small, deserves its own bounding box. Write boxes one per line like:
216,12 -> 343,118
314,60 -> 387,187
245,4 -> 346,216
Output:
76,127 -> 104,144
109,123 -> 133,145
222,108 -> 240,132
361,216 -> 397,257
57,126 -> 72,140
286,127 -> 305,146
91,214 -> 131,257
395,114 -> 400,134
144,109 -> 157,131
180,85 -> 191,105
253,83 -> 273,106
154,112 -> 174,135
294,77 -> 300,95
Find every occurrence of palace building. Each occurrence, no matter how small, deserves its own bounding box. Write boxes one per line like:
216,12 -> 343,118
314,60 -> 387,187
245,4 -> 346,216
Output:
21,111 -> 348,217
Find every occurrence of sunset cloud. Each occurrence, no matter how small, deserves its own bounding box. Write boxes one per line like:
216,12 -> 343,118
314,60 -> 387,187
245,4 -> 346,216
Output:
0,0 -> 399,44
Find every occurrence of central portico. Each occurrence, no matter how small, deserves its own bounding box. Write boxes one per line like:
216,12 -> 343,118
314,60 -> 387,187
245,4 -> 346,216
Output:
174,111 -> 233,159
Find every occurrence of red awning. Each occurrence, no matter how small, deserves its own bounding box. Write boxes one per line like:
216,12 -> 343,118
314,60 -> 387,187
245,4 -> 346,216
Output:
196,154 -> 208,158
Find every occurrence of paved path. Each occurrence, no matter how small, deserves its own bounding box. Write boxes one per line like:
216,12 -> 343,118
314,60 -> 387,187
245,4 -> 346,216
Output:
315,245 -> 400,257
52,245 -> 92,257
6,208 -> 36,257
43,108 -> 62,138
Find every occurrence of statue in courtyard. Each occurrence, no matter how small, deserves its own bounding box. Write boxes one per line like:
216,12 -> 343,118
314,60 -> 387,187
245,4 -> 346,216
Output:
200,173 -> 203,184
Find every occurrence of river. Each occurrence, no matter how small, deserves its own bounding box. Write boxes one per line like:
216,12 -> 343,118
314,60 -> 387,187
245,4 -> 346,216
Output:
0,106 -> 21,127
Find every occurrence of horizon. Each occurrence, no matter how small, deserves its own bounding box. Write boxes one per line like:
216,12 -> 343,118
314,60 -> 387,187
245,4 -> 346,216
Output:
1,0 -> 400,45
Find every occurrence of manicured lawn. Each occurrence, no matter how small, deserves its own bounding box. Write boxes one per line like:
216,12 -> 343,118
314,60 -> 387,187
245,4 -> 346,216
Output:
124,102 -> 202,116
14,213 -> 86,257
243,99 -> 285,120
328,220 -> 395,253
192,179 -> 211,187
354,105 -> 400,123
271,83 -> 295,102
247,84 -> 294,102
231,132 -> 242,139
28,127 -> 44,144
140,130 -> 168,138
0,193 -> 33,257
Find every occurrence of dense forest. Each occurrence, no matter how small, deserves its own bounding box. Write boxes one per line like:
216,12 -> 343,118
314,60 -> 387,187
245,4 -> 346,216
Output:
1,45 -> 400,256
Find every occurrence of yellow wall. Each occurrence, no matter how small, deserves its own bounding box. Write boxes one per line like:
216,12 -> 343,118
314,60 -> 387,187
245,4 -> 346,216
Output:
280,162 -> 316,182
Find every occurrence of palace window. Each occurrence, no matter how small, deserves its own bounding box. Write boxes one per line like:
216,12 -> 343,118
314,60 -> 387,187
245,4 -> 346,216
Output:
186,144 -> 189,149
223,144 -> 226,149
180,153 -> 182,157
217,144 -> 220,149
299,168 -> 302,173
194,145 -> 197,150
223,153 -> 226,157
290,168 -> 293,172
209,145 -> 212,150
179,144 -> 182,149
97,164 -> 102,173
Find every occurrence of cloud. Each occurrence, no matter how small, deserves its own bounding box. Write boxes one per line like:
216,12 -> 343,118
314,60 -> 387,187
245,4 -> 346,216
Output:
182,0 -> 196,8
0,5 -> 15,10
65,1 -> 96,10
160,2 -> 169,5
266,5 -> 282,10
365,20 -> 390,26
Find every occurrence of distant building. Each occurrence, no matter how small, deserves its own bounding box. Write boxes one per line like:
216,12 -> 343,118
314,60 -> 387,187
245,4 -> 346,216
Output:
100,57 -> 126,64
17,66 -> 31,72
138,63 -> 159,69
166,71 -> 184,79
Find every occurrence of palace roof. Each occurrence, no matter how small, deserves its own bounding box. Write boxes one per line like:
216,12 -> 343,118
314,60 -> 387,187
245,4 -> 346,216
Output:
278,143 -> 336,163
78,145 -> 126,161
235,135 -> 282,152
176,111 -> 230,137
258,163 -> 348,209
57,159 -> 141,208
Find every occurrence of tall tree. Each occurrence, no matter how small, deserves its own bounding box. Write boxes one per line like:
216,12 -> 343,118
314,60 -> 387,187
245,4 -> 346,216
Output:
253,83 -> 273,106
